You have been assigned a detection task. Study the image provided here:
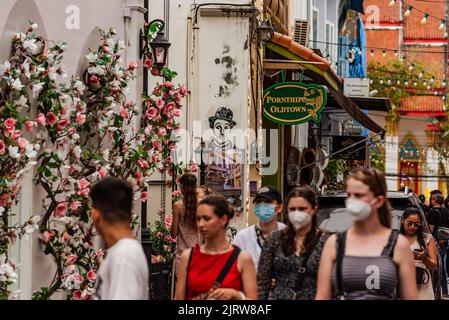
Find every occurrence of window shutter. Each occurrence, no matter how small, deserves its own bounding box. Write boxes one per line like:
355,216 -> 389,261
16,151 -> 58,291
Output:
293,19 -> 309,46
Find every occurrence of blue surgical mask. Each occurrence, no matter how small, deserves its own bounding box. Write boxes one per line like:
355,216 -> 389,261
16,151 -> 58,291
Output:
254,202 -> 277,223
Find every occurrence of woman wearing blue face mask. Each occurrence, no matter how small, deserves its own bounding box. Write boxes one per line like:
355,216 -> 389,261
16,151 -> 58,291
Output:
316,167 -> 418,300
233,186 -> 286,271
257,186 -> 330,300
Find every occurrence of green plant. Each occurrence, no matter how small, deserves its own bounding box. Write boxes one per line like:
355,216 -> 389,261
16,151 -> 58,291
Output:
148,212 -> 176,264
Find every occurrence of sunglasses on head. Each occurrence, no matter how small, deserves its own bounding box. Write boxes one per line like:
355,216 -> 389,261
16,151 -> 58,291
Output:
404,221 -> 421,228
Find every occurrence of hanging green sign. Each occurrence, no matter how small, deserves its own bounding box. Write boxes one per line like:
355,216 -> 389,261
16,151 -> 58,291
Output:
263,82 -> 327,125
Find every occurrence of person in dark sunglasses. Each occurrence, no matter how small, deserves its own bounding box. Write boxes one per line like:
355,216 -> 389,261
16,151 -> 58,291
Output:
400,207 -> 438,300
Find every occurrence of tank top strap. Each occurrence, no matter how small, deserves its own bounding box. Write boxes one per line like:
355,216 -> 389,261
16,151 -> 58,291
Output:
381,230 -> 400,257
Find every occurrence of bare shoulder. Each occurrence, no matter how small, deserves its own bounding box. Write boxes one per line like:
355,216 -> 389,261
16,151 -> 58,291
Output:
395,233 -> 410,250
180,248 -> 192,261
324,233 -> 337,247
238,250 -> 253,262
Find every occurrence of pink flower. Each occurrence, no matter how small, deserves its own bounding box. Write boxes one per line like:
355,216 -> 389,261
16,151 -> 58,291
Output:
156,98 -> 164,109
137,159 -> 149,168
98,167 -> 107,179
66,254 -> 78,266
152,141 -> 160,150
57,119 -> 69,130
4,118 -> 15,132
156,232 -> 163,239
77,178 -> 90,190
87,270 -> 96,282
166,103 -> 175,113
173,109 -> 182,117
176,95 -> 183,104
144,58 -> 153,69
128,61 -> 138,71
63,232 -> 70,242
0,140 -> 5,155
164,81 -> 174,89
157,127 -> 166,137
77,178 -> 90,197
77,113 -> 86,126
163,245 -> 169,252
179,85 -> 187,96
169,143 -> 177,151
24,121 -> 35,132
145,107 -> 158,120
36,113 -> 46,125
119,109 -> 129,118
165,156 -> 173,164
60,106 -> 69,116
141,191 -> 148,202
43,231 -> 53,242
73,273 -> 83,284
135,171 -> 143,183
7,130 -> 21,140
165,235 -> 173,243
152,154 -> 159,163
164,215 -> 173,229
69,201 -> 81,211
95,249 -> 104,260
54,203 -> 67,217
89,75 -> 100,86
45,112 -> 57,126
190,162 -> 198,173
72,290 -> 82,300
17,137 -> 29,149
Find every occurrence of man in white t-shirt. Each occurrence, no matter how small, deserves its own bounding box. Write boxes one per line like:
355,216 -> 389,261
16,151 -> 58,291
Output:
89,177 -> 149,300
232,186 -> 285,271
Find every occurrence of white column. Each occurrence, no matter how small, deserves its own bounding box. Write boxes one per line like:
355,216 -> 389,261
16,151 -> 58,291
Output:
385,135 -> 399,191
425,148 -> 439,192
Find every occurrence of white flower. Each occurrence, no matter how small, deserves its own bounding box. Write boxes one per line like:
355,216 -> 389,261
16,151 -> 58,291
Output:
106,38 -> 115,47
118,40 -> 126,49
60,43 -> 68,50
108,127 -> 118,132
31,23 -> 38,30
23,39 -> 38,54
11,78 -> 24,91
74,80 -> 85,94
34,144 -> 41,151
0,60 -> 11,75
32,82 -> 45,97
0,207 -> 4,216
30,215 -> 41,225
24,224 -> 35,234
8,146 -> 20,159
60,66 -> 68,78
22,61 -> 31,78
85,52 -> 98,63
48,66 -> 58,81
14,95 -> 28,107
25,144 -> 37,159
73,146 -> 82,159
87,65 -> 105,75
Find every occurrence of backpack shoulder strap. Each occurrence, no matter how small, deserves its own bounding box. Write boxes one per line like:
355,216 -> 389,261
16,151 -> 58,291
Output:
214,245 -> 241,286
335,231 -> 347,299
381,230 -> 400,257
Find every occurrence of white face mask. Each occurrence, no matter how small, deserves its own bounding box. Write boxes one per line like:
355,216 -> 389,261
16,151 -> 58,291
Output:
288,210 -> 312,230
345,198 -> 374,221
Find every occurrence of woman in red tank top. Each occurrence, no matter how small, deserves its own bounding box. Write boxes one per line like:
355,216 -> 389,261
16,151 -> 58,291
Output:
174,195 -> 257,300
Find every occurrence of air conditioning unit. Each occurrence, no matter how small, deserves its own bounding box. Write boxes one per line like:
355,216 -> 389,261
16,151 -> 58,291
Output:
293,19 -> 309,46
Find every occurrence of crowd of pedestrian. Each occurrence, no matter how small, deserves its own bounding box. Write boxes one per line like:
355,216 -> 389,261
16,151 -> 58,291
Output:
87,168 -> 449,300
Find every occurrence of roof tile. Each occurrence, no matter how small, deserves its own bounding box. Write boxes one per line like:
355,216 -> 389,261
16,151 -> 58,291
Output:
399,95 -> 444,113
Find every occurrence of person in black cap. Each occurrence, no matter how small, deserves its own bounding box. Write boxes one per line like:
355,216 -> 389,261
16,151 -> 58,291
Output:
232,186 -> 285,271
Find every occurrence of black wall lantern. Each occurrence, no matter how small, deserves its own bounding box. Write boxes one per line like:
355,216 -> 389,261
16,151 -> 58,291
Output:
140,19 -> 171,71
257,20 -> 275,44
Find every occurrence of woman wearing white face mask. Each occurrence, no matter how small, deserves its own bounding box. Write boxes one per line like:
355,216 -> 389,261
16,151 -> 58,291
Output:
316,167 -> 418,300
257,186 -> 329,299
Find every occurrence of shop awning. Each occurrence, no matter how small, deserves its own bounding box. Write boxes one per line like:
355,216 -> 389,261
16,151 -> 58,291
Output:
326,96 -> 391,112
266,32 -> 386,135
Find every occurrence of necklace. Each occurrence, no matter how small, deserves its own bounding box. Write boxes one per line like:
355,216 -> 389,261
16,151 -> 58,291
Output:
203,241 -> 231,254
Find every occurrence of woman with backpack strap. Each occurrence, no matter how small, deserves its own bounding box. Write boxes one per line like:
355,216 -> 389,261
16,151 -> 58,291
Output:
174,195 -> 257,300
316,168 -> 418,300
257,186 -> 329,300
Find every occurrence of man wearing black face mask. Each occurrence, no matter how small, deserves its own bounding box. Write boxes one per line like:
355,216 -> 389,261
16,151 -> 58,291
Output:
232,186 -> 285,271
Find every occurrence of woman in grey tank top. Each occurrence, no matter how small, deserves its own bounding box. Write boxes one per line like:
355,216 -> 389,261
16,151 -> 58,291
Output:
316,168 -> 418,300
